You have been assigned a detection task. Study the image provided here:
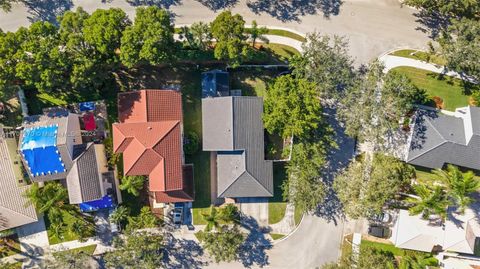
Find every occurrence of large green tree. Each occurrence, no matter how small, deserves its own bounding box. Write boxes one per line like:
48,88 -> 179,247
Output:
291,32 -> 355,99
338,61 -> 426,147
120,6 -> 175,67
334,153 -> 414,219
246,20 -> 268,48
439,18 -> 480,82
0,0 -> 17,12
210,11 -> 248,66
264,75 -> 322,139
104,231 -> 164,269
196,225 -> 245,264
179,22 -> 212,50
404,0 -> 480,20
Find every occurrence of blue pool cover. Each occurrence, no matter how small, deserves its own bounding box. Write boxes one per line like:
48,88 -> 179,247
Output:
79,101 -> 95,112
80,195 -> 115,212
20,125 -> 65,177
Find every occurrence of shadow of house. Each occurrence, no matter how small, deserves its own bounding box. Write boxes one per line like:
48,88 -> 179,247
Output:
247,0 -> 343,22
195,0 -> 239,12
238,215 -> 272,268
126,0 -> 182,9
22,0 -> 73,24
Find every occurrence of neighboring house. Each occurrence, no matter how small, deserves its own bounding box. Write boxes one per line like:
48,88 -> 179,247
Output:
0,125 -> 38,231
112,90 -> 194,206
391,209 -> 480,255
202,96 -> 273,199
201,70 -> 230,98
406,106 -> 480,170
18,109 -> 117,206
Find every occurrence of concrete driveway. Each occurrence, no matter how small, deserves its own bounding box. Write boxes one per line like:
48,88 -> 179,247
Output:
0,0 -> 429,64
237,197 -> 269,227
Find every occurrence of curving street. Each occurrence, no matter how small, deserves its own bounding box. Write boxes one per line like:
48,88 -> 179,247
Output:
0,1 -> 429,268
0,0 -> 430,64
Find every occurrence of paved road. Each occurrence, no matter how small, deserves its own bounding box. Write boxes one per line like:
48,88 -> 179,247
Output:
0,0 -> 429,64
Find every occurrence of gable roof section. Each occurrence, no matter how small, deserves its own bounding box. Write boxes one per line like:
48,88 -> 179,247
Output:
66,143 -> 104,204
0,126 -> 38,231
202,96 -> 273,198
113,90 -> 185,194
407,107 -> 480,170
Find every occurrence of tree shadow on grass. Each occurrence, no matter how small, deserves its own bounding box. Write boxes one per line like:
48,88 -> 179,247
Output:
126,0 -> 182,9
21,0 -> 73,24
247,0 -> 343,22
238,215 -> 272,268
195,0 -> 239,12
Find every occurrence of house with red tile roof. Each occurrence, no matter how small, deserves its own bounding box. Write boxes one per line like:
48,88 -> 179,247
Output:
112,90 -> 194,206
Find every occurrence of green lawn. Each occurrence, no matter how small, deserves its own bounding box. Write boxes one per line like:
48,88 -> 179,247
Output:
414,165 -> 480,185
181,68 -> 212,225
265,29 -> 306,42
361,239 -> 438,266
389,49 -> 446,66
294,204 -> 304,226
270,233 -> 285,240
46,211 -> 94,245
269,163 -> 288,224
390,66 -> 480,111
261,43 -> 300,60
54,244 -> 97,256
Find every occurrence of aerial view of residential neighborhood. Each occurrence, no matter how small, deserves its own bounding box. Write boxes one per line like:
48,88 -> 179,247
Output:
0,0 -> 479,268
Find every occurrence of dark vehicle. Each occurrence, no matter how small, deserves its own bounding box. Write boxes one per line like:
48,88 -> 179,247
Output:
173,207 -> 183,225
368,225 -> 391,238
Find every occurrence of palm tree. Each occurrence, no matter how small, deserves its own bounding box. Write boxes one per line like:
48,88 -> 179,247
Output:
119,175 -> 145,197
407,184 -> 450,220
434,164 -> 480,213
219,204 -> 240,224
69,219 -> 94,242
109,206 -> 130,231
398,252 -> 438,269
247,20 -> 268,48
202,205 -> 221,232
24,182 -> 69,213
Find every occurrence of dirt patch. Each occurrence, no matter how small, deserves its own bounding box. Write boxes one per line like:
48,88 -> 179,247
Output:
362,234 -> 394,244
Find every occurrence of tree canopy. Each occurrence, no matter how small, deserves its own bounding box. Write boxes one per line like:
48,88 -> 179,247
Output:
439,18 -> 480,82
196,225 -> 245,264
338,61 -> 426,147
404,0 -> 480,20
264,75 -> 322,139
291,32 -> 355,99
210,11 -> 248,66
120,6 -> 175,67
334,153 -> 414,219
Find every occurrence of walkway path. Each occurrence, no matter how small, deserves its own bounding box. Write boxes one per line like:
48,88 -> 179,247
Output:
269,203 -> 295,235
379,54 -> 477,83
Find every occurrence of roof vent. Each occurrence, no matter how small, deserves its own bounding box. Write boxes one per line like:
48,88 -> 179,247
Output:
147,126 -> 152,130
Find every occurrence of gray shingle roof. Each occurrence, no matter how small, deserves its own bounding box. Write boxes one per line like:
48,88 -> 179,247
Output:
407,106 -> 480,170
202,97 -> 273,198
0,126 -> 38,231
67,143 -> 105,204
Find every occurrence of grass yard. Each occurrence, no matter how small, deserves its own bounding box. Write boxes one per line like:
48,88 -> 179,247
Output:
54,244 -> 97,256
261,43 -> 300,60
269,163 -> 288,224
389,49 -> 446,66
265,29 -> 306,42
414,165 -> 480,185
361,239 -> 439,266
294,204 -> 304,226
270,233 -> 285,240
0,235 -> 21,258
390,66 -> 480,111
45,211 -> 94,245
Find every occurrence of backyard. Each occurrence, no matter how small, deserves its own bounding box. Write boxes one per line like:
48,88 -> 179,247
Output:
390,66 -> 480,111
45,211 -> 95,245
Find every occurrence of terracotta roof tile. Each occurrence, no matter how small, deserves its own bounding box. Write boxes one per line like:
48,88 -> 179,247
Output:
113,90 -> 186,197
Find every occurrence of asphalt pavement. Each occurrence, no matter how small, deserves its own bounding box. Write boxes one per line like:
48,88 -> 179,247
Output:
0,0 -> 430,64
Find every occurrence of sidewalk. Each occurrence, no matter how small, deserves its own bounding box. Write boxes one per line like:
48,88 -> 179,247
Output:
269,203 -> 295,235
379,54 -> 477,84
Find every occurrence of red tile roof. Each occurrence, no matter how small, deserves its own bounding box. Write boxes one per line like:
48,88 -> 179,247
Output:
113,90 -> 189,198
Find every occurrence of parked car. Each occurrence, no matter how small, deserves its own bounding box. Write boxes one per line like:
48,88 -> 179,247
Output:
173,207 -> 183,225
372,212 -> 392,223
368,225 -> 391,238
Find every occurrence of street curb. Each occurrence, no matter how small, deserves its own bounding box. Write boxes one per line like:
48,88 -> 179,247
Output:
271,211 -> 305,245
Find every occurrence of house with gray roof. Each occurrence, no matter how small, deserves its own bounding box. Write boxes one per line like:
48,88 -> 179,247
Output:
202,96 -> 273,198
406,106 -> 480,170
0,126 -> 38,231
